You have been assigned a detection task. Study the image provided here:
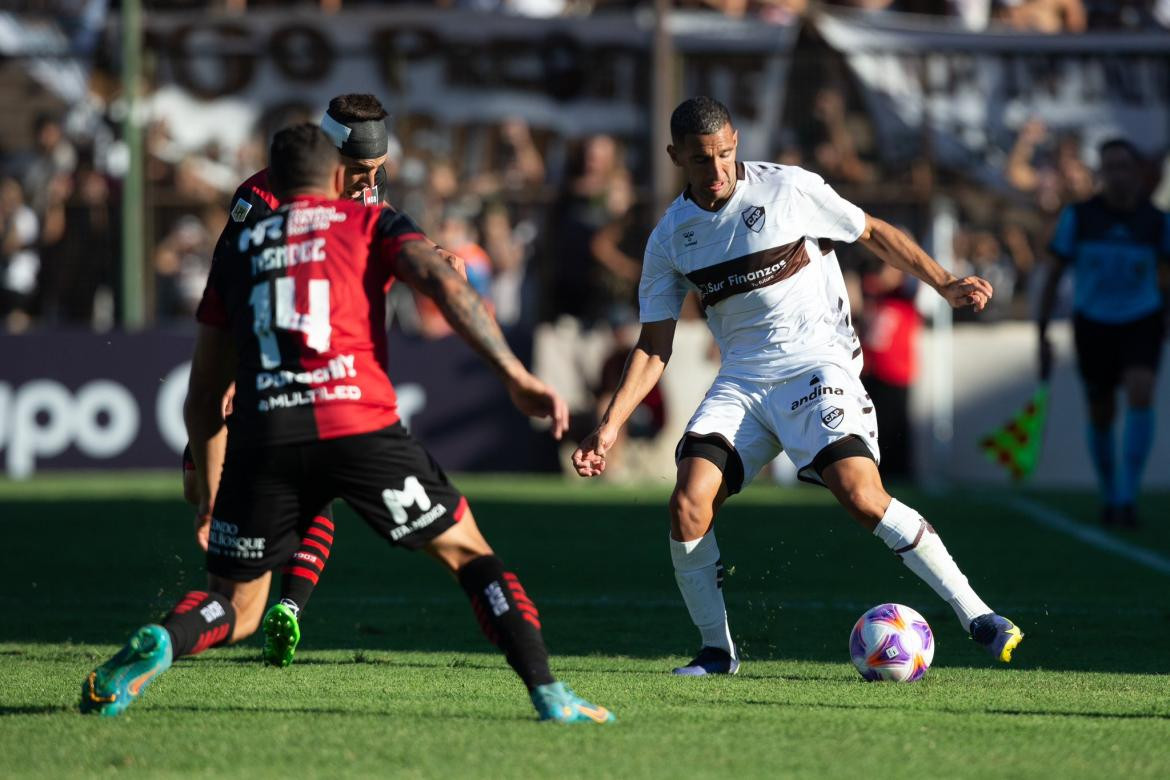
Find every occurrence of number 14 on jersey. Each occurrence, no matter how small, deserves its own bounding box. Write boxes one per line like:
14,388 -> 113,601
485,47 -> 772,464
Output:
249,277 -> 332,369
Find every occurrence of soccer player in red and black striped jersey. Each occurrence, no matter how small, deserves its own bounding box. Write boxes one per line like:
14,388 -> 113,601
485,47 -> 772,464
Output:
180,95 -> 458,667
82,124 -> 614,724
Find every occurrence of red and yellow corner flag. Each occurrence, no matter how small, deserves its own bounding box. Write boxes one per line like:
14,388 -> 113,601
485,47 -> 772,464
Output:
979,384 -> 1049,481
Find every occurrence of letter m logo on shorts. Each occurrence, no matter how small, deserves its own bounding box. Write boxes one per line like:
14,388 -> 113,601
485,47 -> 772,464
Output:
381,476 -> 431,525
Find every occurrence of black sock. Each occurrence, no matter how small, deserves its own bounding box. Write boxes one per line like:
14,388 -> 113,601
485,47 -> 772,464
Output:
161,590 -> 236,658
457,555 -> 555,691
279,514 -> 334,614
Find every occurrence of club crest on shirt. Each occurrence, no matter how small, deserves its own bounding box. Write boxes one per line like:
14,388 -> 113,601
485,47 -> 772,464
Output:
230,198 -> 252,223
821,406 -> 844,429
741,205 -> 765,233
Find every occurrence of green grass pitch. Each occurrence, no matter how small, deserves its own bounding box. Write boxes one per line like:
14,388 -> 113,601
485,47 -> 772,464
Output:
2,473 -> 1169,778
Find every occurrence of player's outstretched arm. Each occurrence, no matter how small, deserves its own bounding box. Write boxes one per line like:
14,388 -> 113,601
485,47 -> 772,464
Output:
858,215 -> 992,312
572,319 -> 676,478
394,239 -> 568,439
183,325 -> 237,543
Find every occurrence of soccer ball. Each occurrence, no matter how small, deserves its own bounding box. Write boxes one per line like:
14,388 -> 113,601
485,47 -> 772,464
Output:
849,603 -> 935,682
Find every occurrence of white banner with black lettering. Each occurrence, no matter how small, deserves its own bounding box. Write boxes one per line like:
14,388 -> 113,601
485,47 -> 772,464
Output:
816,11 -> 1170,174
141,9 -> 797,165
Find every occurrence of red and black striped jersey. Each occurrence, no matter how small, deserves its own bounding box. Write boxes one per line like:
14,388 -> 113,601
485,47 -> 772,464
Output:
209,167 -> 388,268
196,195 -> 426,445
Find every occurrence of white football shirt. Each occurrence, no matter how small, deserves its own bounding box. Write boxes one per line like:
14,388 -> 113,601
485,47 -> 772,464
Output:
639,161 -> 867,382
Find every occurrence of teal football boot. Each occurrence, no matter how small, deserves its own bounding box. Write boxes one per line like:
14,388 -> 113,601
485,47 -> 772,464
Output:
80,624 -> 173,716
530,681 -> 615,724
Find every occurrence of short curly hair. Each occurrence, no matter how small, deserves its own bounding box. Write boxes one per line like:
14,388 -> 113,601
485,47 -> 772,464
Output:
670,97 -> 732,144
327,94 -> 388,124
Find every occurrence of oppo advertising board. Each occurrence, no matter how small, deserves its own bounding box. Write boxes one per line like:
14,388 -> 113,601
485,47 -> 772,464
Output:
0,330 -> 544,479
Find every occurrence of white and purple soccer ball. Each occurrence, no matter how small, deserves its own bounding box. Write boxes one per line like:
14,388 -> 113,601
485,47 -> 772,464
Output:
849,603 -> 935,682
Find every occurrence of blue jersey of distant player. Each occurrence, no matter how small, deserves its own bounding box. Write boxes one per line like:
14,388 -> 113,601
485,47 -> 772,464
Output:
1049,195 -> 1170,324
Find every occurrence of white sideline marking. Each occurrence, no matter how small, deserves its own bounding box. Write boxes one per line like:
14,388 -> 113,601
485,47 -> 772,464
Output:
1001,495 -> 1170,577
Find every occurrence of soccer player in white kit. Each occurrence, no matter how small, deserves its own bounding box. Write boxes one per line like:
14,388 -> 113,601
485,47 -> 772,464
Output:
572,97 -> 1024,675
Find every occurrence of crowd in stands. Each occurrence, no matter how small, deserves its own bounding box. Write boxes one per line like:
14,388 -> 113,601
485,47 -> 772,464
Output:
2,2 -> 1167,339
1,0 -> 1165,480
8,0 -> 1170,30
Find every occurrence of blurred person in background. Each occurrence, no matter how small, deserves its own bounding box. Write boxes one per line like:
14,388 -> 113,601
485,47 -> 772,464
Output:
1006,119 -> 1093,213
468,118 -> 546,195
809,87 -> 876,186
0,177 -> 40,331
18,114 -> 77,223
481,201 -> 536,328
1038,138 -> 1170,528
538,134 -> 641,426
37,153 -> 118,328
546,134 -> 640,325
415,207 -> 494,339
859,260 -> 921,480
951,227 -> 1016,321
994,0 -> 1087,31
153,208 -> 223,321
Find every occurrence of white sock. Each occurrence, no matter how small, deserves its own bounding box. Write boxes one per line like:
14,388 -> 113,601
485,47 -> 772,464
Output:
873,498 -> 991,631
669,531 -> 736,658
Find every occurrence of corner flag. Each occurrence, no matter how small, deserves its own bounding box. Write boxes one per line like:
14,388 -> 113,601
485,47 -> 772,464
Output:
979,385 -> 1049,481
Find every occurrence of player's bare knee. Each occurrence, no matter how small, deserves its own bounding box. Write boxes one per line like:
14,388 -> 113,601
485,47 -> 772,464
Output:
670,488 -> 714,541
833,482 -> 889,528
427,511 -> 493,573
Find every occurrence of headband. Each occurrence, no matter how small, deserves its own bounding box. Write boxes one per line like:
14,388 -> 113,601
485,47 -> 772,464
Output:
321,110 -> 388,160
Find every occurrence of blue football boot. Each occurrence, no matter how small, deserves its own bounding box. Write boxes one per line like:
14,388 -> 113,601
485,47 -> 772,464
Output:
672,646 -> 740,676
970,614 -> 1024,663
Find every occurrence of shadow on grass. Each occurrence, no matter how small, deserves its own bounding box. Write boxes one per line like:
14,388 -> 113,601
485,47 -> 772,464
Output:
9,496 -> 1170,674
743,699 -> 1170,722
0,705 -> 74,716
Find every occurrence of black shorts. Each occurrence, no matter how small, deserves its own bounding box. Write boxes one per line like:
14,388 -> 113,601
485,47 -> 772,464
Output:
206,423 -> 466,581
183,442 -> 334,523
1074,311 -> 1165,395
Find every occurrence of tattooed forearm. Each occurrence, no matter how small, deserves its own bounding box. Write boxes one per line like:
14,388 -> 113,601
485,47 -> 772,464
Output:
395,241 -> 522,379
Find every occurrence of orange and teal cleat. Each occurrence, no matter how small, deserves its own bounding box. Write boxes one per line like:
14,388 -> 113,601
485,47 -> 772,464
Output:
80,624 -> 173,716
530,681 -> 615,724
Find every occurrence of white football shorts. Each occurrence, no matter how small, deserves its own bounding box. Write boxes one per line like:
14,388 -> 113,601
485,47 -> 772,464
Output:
677,363 -> 880,491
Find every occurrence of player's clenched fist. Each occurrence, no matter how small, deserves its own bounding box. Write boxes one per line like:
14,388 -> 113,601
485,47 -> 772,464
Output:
940,275 -> 993,312
572,425 -> 617,478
